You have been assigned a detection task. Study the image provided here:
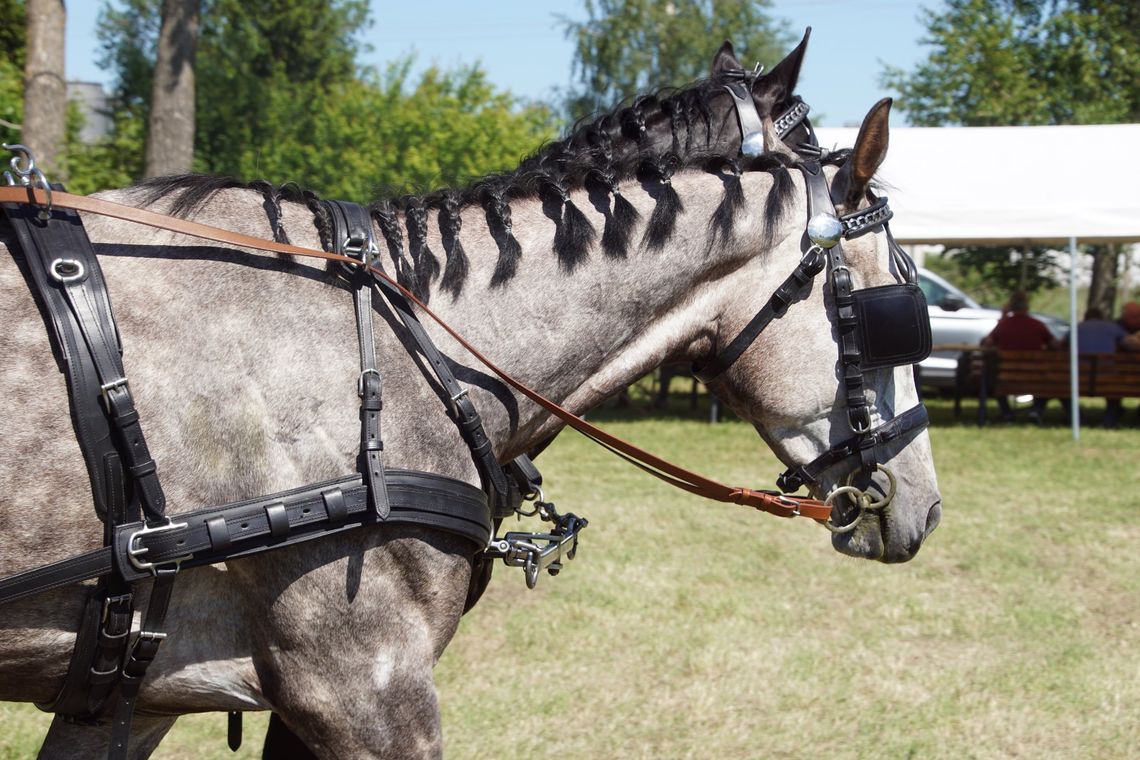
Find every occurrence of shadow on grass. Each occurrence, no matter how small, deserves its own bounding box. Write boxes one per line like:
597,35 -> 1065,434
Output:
921,393 -> 1139,430
586,382 -> 1138,431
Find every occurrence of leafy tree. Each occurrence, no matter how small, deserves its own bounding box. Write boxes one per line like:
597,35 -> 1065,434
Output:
0,0 -> 26,144
883,0 -> 1140,312
561,0 -> 790,121
145,0 -> 200,177
85,0 -> 553,198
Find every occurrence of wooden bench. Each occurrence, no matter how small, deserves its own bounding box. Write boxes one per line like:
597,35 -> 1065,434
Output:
957,349 -> 1140,425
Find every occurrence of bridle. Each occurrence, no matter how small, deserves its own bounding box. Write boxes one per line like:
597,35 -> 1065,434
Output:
703,72 -> 933,531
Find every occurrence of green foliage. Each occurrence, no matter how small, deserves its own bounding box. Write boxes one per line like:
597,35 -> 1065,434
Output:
96,0 -> 161,112
0,57 -> 21,146
926,246 -> 1062,306
0,0 -> 24,145
69,0 -> 554,198
63,103 -> 148,195
882,0 -> 1140,126
561,0 -> 790,121
0,0 -> 24,70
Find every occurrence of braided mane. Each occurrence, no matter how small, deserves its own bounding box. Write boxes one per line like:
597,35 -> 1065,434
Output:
137,71 -> 825,302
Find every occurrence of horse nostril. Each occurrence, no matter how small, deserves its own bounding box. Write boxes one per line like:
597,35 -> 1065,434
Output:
924,500 -> 942,540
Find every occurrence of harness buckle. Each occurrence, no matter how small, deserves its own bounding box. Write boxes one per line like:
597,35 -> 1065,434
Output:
448,387 -> 470,416
125,520 -> 191,576
342,233 -> 379,266
357,367 -> 381,397
99,378 -> 130,407
848,406 -> 873,434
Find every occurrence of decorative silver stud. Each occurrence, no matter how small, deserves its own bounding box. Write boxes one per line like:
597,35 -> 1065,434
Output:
741,131 -> 765,157
807,213 -> 843,249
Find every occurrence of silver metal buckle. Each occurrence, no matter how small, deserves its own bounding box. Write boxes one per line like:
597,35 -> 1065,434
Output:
126,521 -> 191,576
448,387 -> 470,415
100,377 -> 130,407
357,367 -> 381,397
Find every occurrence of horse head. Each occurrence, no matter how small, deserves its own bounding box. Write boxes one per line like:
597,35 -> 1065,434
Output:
697,98 -> 942,562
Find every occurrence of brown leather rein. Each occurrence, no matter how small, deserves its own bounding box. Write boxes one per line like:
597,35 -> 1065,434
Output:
0,186 -> 831,522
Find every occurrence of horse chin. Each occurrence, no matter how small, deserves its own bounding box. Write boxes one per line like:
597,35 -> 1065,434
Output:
830,499 -> 942,564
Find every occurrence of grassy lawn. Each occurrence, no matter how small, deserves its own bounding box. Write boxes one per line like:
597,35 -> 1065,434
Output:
3,394 -> 1138,759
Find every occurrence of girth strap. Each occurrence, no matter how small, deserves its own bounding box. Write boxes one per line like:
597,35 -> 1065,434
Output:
107,569 -> 176,760
323,200 -> 391,518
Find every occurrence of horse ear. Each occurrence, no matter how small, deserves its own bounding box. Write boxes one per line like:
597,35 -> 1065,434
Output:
832,98 -> 892,210
710,40 -> 741,75
755,27 -> 811,100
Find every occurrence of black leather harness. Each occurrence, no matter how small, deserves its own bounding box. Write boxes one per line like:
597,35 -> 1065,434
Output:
0,189 -> 539,758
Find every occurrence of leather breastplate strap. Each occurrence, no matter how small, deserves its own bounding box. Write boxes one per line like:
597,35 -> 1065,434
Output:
1,196 -> 169,742
1,200 -> 157,525
322,200 -> 391,518
0,471 -> 491,605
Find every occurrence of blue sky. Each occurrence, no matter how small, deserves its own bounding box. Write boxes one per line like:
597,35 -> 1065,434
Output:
65,0 -> 931,128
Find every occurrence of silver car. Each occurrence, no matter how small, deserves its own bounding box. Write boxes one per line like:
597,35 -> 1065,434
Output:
915,267 -> 1068,390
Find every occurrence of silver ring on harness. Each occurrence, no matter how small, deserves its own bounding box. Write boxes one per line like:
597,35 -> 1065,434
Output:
822,464 -> 897,533
515,485 -> 545,517
49,258 -> 86,284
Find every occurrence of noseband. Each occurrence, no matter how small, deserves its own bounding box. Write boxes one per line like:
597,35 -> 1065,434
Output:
697,82 -> 932,531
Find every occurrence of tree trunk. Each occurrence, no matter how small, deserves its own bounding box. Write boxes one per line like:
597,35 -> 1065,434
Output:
1086,244 -> 1119,317
145,0 -> 200,178
22,0 -> 66,177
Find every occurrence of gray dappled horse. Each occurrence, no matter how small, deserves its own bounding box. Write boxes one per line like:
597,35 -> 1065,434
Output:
0,42 -> 941,760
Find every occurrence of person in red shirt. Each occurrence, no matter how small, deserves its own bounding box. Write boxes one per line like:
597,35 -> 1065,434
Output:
983,291 -> 1058,351
982,290 -> 1059,422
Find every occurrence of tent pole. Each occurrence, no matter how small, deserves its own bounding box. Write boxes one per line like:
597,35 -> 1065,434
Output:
1069,236 -> 1080,442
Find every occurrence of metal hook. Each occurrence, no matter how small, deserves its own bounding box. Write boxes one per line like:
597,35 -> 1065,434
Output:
3,143 -> 35,179
4,144 -> 53,220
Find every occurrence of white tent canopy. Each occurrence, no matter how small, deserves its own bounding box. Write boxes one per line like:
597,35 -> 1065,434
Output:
813,124 -> 1140,440
813,124 -> 1140,245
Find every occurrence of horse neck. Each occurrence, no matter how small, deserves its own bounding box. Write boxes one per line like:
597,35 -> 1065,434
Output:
410,168 -> 795,454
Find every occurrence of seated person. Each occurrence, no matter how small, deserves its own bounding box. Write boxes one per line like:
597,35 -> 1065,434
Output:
1067,307 -> 1128,427
1068,307 -> 1127,353
981,291 -> 1057,422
